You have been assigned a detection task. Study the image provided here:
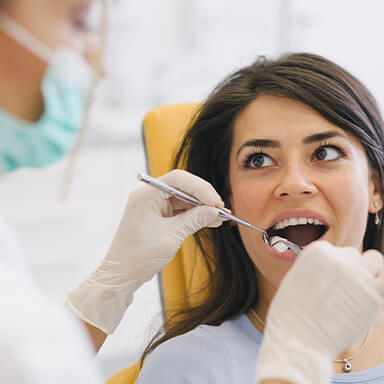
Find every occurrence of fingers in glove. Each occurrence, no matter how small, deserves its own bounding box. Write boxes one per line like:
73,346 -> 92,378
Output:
169,205 -> 224,241
376,268 -> 384,297
361,250 -> 384,297
159,170 -> 225,208
361,250 -> 384,278
170,198 -> 197,213
171,198 -> 231,221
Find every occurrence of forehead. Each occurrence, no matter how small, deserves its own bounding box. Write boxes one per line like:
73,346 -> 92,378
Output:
232,95 -> 350,144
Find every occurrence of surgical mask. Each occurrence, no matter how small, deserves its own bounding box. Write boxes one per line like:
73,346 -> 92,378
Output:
0,13 -> 94,174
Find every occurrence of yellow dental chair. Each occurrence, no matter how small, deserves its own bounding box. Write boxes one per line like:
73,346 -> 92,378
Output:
107,103 -> 209,384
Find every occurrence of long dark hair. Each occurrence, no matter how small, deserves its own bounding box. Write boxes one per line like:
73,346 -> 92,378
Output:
141,52 -> 384,363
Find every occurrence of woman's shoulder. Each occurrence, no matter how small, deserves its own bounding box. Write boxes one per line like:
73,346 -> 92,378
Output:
136,323 -> 236,383
199,312 -> 263,347
136,313 -> 262,384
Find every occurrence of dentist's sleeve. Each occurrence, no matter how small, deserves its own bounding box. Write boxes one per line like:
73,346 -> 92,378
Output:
0,260 -> 104,384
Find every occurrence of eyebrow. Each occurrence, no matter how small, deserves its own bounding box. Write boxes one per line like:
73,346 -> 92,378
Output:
236,131 -> 350,158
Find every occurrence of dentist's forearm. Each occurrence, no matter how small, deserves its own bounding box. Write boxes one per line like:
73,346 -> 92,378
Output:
84,321 -> 107,352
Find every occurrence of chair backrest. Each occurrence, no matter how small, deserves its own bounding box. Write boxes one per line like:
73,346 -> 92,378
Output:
106,362 -> 141,384
142,102 -> 212,314
107,103 -> 209,384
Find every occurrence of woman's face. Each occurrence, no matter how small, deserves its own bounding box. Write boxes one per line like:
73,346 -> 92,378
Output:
229,95 -> 383,294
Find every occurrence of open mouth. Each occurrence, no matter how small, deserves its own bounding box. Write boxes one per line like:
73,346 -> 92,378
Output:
266,217 -> 329,248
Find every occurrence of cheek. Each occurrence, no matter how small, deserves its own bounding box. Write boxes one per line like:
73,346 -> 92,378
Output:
230,179 -> 271,226
321,170 -> 370,247
231,180 -> 291,289
230,177 -> 274,268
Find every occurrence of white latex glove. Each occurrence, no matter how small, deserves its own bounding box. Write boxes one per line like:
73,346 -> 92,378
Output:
67,170 -> 225,334
255,241 -> 384,384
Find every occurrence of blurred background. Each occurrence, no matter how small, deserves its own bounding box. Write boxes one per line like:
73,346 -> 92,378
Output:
0,0 -> 383,379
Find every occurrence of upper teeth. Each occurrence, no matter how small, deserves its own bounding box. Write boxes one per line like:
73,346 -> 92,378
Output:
273,217 -> 324,230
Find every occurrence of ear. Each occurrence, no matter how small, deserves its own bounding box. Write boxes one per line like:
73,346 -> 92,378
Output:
368,171 -> 383,213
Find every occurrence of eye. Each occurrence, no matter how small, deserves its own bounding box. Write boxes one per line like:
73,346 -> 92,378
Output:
312,145 -> 345,161
244,152 -> 274,169
71,16 -> 88,31
70,3 -> 97,32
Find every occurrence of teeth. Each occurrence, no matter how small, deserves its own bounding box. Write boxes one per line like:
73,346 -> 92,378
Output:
272,217 -> 325,230
298,217 -> 307,225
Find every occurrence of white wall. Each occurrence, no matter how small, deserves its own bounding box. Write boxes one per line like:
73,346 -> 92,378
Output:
290,0 -> 384,111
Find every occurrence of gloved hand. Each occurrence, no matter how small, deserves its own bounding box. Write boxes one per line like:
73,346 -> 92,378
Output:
255,241 -> 384,384
67,170 -> 225,334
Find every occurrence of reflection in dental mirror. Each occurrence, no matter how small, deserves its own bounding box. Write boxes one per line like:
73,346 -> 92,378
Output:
270,236 -> 289,253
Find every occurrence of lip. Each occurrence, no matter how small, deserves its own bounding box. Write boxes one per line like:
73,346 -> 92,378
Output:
266,209 -> 329,230
262,230 -> 328,261
262,209 -> 330,261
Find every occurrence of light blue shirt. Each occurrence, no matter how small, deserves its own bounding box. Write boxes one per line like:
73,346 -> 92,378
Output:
136,313 -> 384,383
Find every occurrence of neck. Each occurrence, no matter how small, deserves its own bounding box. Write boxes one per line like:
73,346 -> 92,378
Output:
247,276 -> 384,374
332,313 -> 384,373
0,30 -> 47,121
254,272 -> 278,321
247,273 -> 277,334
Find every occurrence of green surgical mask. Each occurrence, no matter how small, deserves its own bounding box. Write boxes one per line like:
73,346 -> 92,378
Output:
0,13 -> 94,174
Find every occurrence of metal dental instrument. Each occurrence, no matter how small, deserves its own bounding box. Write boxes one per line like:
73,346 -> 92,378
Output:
270,236 -> 302,255
137,173 -> 302,254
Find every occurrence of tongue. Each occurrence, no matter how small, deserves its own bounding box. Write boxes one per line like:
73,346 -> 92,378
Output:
279,225 -> 323,247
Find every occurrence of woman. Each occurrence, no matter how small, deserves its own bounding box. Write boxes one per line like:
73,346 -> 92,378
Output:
136,53 -> 384,384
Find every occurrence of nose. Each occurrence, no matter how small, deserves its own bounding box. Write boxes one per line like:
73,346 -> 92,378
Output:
60,29 -> 106,76
274,162 -> 318,199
